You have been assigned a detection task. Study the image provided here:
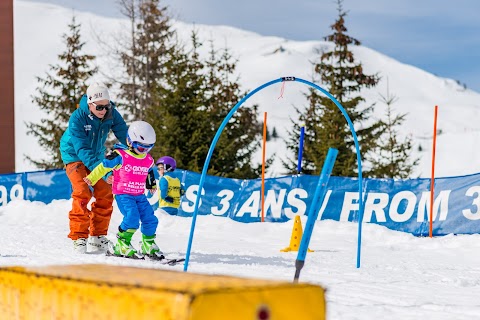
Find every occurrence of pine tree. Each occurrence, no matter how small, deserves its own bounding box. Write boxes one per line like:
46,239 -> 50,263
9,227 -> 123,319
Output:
117,0 -> 174,121
284,0 -> 382,176
147,33 -> 265,178
369,81 -> 418,178
203,42 -> 265,178
26,16 -> 97,169
271,127 -> 279,139
146,31 -> 210,173
116,1 -> 265,178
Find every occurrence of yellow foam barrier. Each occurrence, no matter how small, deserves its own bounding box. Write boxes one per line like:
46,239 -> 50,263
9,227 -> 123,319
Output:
0,264 -> 326,320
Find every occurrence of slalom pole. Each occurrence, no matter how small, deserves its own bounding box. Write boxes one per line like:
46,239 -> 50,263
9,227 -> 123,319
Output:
261,112 -> 267,222
184,77 -> 363,271
294,148 -> 338,282
297,125 -> 305,174
429,105 -> 438,237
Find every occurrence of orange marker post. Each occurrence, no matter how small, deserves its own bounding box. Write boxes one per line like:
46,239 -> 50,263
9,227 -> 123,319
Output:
429,105 -> 438,237
261,112 -> 267,222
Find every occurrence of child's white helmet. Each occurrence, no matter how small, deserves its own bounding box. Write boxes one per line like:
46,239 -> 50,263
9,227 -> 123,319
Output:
127,121 -> 156,153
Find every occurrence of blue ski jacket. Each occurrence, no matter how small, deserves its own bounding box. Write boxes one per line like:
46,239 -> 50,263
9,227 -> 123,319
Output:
60,94 -> 128,171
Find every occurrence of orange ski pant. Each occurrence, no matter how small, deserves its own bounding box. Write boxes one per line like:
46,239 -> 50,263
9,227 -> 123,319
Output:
65,161 -> 113,240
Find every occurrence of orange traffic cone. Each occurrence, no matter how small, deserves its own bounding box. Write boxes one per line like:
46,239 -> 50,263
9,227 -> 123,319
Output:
280,215 -> 313,252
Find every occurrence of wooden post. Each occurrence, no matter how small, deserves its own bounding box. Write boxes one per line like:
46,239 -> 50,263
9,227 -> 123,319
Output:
0,0 -> 15,173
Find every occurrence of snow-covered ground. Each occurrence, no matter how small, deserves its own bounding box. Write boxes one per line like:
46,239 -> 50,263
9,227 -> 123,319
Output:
1,199 -> 480,320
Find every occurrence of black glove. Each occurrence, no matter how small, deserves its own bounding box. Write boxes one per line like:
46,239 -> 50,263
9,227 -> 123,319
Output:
145,171 -> 156,189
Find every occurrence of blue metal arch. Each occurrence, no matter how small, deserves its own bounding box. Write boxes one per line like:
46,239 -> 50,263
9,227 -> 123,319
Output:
183,77 -> 365,271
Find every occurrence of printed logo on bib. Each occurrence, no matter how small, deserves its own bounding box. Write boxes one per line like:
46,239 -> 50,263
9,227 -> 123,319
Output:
123,164 -> 149,175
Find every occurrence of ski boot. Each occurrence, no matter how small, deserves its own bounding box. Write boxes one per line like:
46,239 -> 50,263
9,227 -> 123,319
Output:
140,234 -> 165,260
107,228 -> 144,259
87,235 -> 109,253
73,238 -> 87,254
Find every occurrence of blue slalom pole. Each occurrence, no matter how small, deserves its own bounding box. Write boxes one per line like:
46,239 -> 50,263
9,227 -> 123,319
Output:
294,148 -> 338,282
297,126 -> 305,174
183,77 -> 364,272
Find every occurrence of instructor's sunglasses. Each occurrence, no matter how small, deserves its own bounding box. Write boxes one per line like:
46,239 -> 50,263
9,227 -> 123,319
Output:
92,101 -> 111,111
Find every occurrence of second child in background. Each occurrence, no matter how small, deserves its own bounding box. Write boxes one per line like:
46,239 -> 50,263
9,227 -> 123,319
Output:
156,156 -> 185,216
84,121 -> 164,260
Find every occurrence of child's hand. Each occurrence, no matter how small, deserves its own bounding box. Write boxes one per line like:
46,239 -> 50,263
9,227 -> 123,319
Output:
83,177 -> 92,186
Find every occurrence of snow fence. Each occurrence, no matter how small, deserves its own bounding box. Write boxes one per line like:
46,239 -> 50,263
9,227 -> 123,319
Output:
2,168 -> 480,235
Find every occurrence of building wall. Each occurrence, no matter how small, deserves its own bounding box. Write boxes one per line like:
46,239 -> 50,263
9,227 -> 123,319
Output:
0,0 -> 15,173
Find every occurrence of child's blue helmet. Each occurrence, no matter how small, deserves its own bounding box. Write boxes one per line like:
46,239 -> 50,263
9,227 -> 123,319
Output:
156,156 -> 176,172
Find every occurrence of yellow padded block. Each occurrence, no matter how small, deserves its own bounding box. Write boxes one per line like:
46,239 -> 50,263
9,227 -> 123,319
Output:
0,264 -> 326,320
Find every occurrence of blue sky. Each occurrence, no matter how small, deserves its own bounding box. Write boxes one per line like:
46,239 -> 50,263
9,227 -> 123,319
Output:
28,0 -> 480,92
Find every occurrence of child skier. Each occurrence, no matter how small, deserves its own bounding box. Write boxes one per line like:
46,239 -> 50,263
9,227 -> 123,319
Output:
84,121 -> 162,260
156,156 -> 185,216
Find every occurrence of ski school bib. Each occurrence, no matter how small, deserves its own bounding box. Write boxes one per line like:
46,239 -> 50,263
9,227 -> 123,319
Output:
159,175 -> 182,209
112,149 -> 154,195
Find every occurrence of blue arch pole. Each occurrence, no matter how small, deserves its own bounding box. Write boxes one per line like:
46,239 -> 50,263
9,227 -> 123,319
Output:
183,77 -> 365,271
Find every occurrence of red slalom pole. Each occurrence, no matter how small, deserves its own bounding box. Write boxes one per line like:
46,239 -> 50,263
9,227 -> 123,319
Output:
429,105 -> 438,238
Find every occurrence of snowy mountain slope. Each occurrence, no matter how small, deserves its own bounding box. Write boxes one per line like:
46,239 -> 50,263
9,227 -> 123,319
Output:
15,1 -> 480,177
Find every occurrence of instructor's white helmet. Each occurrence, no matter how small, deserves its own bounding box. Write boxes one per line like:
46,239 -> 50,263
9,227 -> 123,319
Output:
127,121 -> 156,153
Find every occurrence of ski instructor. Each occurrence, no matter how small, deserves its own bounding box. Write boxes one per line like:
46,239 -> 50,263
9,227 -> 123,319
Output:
60,82 -> 128,254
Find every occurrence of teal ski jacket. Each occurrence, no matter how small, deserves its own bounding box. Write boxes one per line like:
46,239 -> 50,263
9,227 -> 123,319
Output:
60,94 -> 128,171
